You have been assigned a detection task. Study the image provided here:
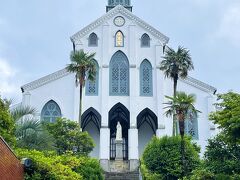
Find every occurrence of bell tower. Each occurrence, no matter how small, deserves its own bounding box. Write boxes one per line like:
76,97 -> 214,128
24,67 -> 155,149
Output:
106,0 -> 132,12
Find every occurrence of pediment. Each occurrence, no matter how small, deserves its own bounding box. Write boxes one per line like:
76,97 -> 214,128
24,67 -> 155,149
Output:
70,5 -> 169,46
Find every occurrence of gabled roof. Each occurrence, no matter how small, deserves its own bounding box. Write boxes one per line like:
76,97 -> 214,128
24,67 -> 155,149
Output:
21,67 -> 217,94
70,5 -> 169,46
21,68 -> 70,93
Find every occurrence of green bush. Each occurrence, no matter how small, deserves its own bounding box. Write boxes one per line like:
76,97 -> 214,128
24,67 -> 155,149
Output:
140,160 -> 163,180
186,168 -> 215,180
204,134 -> 240,175
45,118 -> 95,156
16,149 -> 103,180
142,136 -> 200,180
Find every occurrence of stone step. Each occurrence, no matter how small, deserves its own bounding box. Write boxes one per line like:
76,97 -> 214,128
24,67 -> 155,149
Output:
105,171 -> 139,180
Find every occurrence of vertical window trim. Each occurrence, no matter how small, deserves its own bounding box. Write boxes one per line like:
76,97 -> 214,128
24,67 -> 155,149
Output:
140,59 -> 153,96
88,33 -> 98,47
86,60 -> 99,96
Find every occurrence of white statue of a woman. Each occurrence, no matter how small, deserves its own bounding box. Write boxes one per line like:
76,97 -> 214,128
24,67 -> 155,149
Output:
116,121 -> 122,140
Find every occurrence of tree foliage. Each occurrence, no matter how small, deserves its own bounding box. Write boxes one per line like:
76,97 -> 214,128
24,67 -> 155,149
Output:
204,133 -> 240,175
142,136 -> 200,180
164,92 -> 200,138
66,50 -> 96,128
45,118 -> 95,156
210,92 -> 240,143
16,149 -> 104,180
0,96 -> 15,145
202,92 -> 240,178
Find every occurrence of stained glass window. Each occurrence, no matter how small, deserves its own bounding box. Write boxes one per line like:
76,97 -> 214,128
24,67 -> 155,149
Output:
86,60 -> 99,96
140,59 -> 153,96
89,33 -> 98,46
41,100 -> 61,123
185,110 -> 199,140
115,31 -> 124,47
141,33 -> 150,47
110,51 -> 129,96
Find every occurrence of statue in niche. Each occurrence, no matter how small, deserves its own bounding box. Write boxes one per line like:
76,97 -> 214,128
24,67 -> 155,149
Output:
116,121 -> 122,141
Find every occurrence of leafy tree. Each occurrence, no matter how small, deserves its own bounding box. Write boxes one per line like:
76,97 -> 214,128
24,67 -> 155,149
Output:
160,46 -> 194,135
164,92 -> 200,177
45,118 -> 94,156
11,105 -> 54,150
142,136 -> 200,180
210,92 -> 240,143
0,96 -> 15,145
204,133 -> 240,175
66,50 -> 96,129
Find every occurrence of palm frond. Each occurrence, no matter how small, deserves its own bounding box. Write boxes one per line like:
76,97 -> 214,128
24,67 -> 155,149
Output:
11,105 -> 37,122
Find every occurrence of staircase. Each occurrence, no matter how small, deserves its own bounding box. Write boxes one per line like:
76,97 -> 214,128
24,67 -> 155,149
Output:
105,170 -> 139,180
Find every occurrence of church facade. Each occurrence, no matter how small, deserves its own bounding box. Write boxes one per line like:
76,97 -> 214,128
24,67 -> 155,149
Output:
20,1 -> 217,171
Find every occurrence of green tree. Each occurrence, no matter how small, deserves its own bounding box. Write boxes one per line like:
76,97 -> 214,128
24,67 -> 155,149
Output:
0,96 -> 15,145
11,105 -> 54,150
142,136 -> 200,180
164,92 -> 200,177
160,46 -> 194,135
202,92 -> 240,177
45,118 -> 94,156
66,50 -> 96,129
204,133 -> 240,175
209,92 -> 240,143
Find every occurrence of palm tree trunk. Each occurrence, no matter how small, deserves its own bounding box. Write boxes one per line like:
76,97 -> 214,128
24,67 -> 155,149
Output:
172,76 -> 178,136
178,112 -> 186,178
79,83 -> 83,131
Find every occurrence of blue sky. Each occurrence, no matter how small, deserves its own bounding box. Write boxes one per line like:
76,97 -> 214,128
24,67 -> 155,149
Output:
0,0 -> 240,102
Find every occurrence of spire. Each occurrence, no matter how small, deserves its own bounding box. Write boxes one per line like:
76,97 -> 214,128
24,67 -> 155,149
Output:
106,0 -> 132,12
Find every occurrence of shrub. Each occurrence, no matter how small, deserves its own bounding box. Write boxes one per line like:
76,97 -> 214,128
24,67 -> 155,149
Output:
16,149 -> 103,180
45,118 -> 95,156
142,136 -> 200,180
204,134 -> 240,175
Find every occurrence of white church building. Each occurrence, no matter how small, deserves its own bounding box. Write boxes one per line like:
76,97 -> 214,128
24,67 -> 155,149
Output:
20,0 -> 217,171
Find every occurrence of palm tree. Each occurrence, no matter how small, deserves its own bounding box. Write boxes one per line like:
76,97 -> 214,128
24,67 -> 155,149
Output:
160,46 -> 194,135
11,105 -> 54,150
164,92 -> 200,139
164,91 -> 200,176
66,50 -> 96,129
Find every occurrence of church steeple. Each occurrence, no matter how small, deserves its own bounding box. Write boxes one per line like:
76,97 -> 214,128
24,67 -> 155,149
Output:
106,0 -> 132,12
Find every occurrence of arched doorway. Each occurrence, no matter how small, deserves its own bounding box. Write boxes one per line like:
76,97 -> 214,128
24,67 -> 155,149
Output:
82,107 -> 101,158
137,108 -> 157,157
109,103 -> 130,160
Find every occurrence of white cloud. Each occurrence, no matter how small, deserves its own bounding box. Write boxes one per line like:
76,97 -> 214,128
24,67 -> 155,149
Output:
216,3 -> 240,47
0,58 -> 21,100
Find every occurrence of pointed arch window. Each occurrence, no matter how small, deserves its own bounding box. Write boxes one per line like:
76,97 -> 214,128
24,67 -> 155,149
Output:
141,33 -> 150,47
140,59 -> 153,96
115,31 -> 124,47
89,33 -> 98,47
110,51 -> 129,96
41,100 -> 61,123
185,110 -> 199,140
86,60 -> 99,96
